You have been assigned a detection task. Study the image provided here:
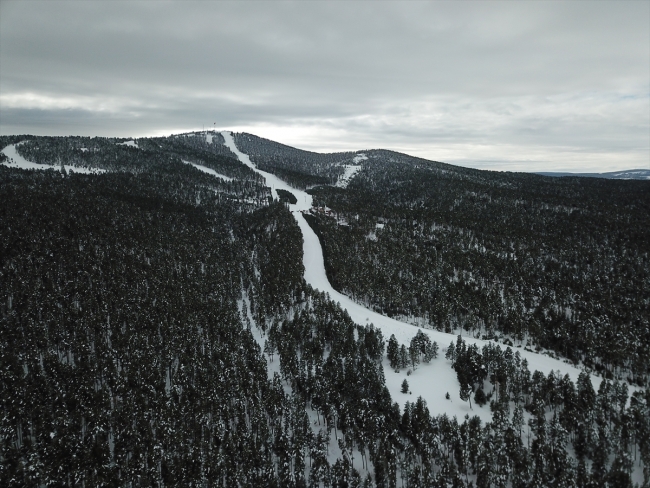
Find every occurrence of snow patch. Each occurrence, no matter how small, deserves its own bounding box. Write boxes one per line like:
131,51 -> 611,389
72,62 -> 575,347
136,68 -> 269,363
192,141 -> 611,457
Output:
117,140 -> 138,148
181,159 -> 233,181
336,165 -> 362,188
353,153 -> 368,164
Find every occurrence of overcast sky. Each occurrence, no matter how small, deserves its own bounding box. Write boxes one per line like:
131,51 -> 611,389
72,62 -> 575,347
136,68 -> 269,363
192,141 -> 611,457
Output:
1,1 -> 648,172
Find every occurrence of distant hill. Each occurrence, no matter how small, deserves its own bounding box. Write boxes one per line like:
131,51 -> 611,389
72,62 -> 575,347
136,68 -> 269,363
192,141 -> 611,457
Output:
537,169 -> 650,180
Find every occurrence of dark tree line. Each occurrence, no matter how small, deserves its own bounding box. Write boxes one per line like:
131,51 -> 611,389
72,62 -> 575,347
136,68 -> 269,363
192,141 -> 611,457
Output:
0,164 -> 282,485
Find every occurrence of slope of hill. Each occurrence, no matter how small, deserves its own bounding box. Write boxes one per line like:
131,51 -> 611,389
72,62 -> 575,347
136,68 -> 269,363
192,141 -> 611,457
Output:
305,150 -> 650,387
226,132 -> 650,385
1,132 -> 648,486
224,131 -> 650,486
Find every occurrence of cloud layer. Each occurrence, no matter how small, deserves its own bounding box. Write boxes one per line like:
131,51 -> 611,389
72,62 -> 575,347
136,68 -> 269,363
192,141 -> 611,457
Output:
1,1 -> 648,172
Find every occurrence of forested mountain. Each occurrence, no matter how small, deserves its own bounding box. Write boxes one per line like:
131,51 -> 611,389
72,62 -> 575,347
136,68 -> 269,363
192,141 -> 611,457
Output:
303,150 -> 650,386
1,132 -> 649,486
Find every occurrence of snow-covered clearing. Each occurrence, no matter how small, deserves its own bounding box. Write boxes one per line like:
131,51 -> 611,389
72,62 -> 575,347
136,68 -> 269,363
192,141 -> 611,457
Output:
1,144 -> 105,175
117,140 -> 138,148
181,160 -> 233,181
335,153 -> 366,188
205,133 -> 213,144
353,153 -> 368,164
336,165 -> 362,188
222,131 -> 604,423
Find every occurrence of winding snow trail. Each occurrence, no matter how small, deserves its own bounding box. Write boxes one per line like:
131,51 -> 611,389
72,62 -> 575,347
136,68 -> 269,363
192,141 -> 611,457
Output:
221,131 -> 602,420
181,160 -> 233,181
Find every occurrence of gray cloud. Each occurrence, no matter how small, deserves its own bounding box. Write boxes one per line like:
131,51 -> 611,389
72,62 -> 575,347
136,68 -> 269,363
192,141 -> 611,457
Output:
1,0 -> 648,172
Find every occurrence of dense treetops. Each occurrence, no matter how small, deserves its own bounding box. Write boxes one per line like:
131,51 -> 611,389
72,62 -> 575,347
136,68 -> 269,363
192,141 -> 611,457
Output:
303,150 -> 650,387
1,132 -> 649,486
233,132 -> 356,189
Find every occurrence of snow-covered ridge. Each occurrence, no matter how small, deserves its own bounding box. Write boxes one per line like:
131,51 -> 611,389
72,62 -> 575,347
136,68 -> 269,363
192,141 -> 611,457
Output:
538,168 -> 650,180
336,165 -> 362,188
1,143 -> 105,174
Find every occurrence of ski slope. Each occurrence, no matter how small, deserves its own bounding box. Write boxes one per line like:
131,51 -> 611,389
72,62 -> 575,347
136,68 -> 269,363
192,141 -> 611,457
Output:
223,131 -> 601,420
181,159 -> 233,181
1,144 -> 105,174
222,131 -> 313,210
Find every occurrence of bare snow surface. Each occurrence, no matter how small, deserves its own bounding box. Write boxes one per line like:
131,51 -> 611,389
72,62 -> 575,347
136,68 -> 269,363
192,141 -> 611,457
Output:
353,153 -> 368,164
117,140 -> 138,148
221,131 -> 603,423
335,154 -> 367,188
181,160 -> 233,181
1,143 -> 105,174
336,166 -> 361,188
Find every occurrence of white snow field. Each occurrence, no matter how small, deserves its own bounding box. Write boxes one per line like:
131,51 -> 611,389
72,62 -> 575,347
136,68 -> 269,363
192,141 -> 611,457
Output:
353,153 -> 368,164
117,140 -> 138,148
181,160 -> 233,181
1,144 -> 105,174
335,154 -> 365,188
221,131 -> 604,423
335,165 -> 362,188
